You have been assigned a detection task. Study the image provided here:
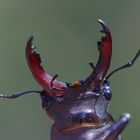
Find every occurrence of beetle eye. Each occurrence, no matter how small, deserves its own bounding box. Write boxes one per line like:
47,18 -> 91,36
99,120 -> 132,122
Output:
94,88 -> 102,96
103,80 -> 109,85
103,85 -> 112,100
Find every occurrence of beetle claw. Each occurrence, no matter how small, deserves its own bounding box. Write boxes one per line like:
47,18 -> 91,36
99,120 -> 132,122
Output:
84,19 -> 112,90
27,36 -> 34,45
26,37 -> 66,95
98,19 -> 110,33
27,36 -> 37,53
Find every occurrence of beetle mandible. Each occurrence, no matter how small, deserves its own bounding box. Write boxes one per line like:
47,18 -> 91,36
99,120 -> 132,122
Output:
0,19 -> 140,140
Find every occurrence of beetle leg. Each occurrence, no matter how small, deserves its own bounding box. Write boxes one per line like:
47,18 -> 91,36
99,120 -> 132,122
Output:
94,113 -> 131,140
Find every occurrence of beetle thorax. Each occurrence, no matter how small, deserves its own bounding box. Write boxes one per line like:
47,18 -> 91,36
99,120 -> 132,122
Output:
45,90 -> 109,130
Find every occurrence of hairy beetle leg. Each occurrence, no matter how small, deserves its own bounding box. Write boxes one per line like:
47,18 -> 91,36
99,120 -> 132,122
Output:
94,113 -> 131,140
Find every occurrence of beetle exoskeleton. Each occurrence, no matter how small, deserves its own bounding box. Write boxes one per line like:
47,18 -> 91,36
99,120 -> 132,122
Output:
0,19 -> 140,140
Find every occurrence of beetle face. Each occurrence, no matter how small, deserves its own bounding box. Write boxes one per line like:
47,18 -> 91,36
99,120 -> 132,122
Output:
26,19 -> 112,96
40,80 -> 111,129
25,19 -> 112,129
40,79 -> 112,121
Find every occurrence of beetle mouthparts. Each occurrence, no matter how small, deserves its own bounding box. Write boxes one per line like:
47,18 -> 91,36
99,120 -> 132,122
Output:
26,19 -> 112,96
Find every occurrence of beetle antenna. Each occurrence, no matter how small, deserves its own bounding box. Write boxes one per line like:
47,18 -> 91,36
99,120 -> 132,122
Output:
0,90 -> 41,99
106,49 -> 140,80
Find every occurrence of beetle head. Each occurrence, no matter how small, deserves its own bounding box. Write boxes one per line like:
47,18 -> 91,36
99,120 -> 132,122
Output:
0,18 -> 140,132
26,19 -> 112,125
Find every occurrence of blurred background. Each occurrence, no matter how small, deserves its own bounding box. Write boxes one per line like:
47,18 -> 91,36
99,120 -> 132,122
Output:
0,0 -> 139,139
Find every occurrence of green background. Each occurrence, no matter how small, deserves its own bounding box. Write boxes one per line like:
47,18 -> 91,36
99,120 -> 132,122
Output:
0,0 -> 139,139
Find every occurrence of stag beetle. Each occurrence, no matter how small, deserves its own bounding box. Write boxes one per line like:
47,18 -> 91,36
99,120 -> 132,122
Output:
0,19 -> 140,140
